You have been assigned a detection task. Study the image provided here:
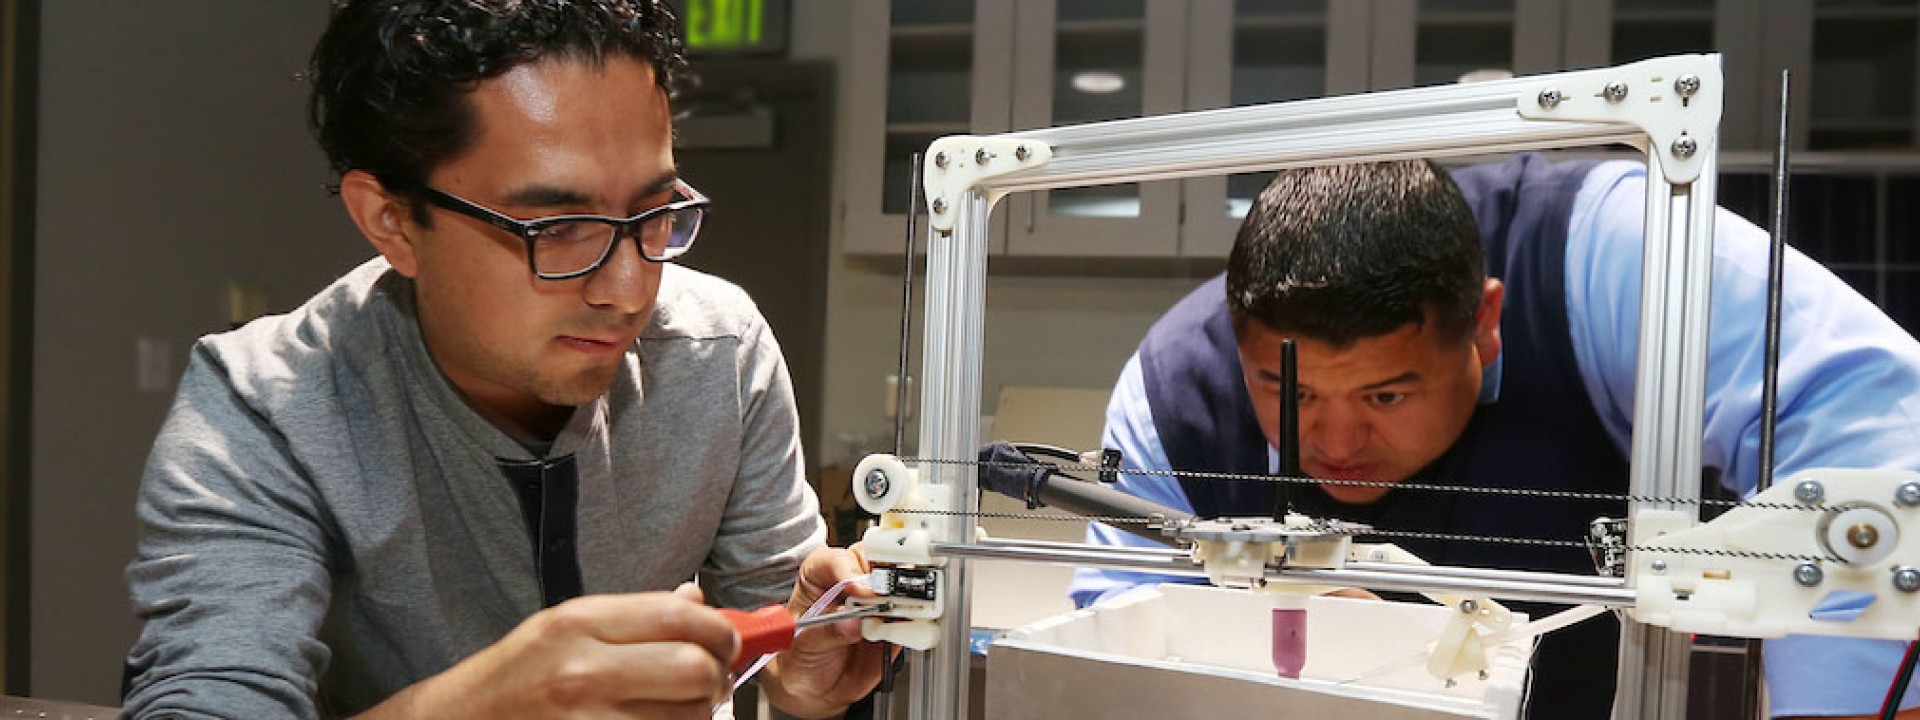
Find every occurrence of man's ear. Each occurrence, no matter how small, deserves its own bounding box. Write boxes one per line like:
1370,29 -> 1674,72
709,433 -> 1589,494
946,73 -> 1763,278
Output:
1474,278 -> 1505,369
339,170 -> 422,278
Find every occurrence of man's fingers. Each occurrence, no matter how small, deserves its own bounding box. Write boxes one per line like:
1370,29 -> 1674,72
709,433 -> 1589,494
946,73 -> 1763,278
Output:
545,593 -> 738,665
673,581 -> 704,603
614,699 -> 722,720
797,547 -> 873,602
1326,587 -> 1381,601
579,640 -> 733,705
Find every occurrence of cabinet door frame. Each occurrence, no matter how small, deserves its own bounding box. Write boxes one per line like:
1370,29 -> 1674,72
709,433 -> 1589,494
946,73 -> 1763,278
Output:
1004,0 -> 1185,257
841,0 -> 1014,255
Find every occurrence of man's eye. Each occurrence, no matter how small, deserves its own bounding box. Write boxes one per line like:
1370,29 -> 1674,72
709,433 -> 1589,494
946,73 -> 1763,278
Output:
1371,392 -> 1407,407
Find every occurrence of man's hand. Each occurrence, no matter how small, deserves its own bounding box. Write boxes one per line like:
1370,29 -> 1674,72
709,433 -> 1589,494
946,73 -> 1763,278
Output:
356,584 -> 737,720
760,546 -> 891,718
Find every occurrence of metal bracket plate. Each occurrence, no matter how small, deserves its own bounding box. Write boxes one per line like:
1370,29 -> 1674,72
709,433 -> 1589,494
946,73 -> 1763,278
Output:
1518,54 -> 1721,183
921,136 -> 1052,234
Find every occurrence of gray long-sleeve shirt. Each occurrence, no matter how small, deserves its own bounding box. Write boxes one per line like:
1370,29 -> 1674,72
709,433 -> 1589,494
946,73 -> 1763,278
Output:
123,259 -> 825,718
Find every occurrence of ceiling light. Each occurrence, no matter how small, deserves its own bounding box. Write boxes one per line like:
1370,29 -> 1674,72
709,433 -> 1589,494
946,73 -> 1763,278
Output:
1072,71 -> 1126,94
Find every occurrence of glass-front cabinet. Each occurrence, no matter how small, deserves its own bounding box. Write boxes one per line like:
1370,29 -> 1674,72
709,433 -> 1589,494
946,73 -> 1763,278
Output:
842,0 -> 1014,254
1182,0 -> 1347,256
1003,0 -> 1187,256
838,0 -> 1920,259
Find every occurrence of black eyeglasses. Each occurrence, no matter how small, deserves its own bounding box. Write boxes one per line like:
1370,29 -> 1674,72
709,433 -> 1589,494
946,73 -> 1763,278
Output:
421,180 -> 709,280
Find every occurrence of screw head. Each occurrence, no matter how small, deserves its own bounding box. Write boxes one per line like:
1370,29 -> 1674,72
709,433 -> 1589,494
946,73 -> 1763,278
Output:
1794,563 -> 1824,587
1459,599 -> 1479,615
975,148 -> 995,165
933,152 -> 949,169
1671,136 -> 1698,159
1896,482 -> 1920,508
1894,567 -> 1920,593
1604,81 -> 1630,103
1795,480 -> 1826,504
1650,559 -> 1668,574
930,198 -> 948,215
1014,145 -> 1032,161
1537,88 -> 1563,109
1674,74 -> 1701,98
863,469 -> 891,500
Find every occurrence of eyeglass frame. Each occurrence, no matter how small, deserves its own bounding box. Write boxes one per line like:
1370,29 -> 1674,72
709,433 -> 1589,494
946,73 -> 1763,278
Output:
419,179 -> 710,280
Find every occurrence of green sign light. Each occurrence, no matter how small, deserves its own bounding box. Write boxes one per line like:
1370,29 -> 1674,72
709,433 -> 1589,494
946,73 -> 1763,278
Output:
686,0 -> 765,51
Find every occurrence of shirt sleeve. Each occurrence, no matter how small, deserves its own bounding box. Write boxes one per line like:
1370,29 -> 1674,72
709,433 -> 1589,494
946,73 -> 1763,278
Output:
702,316 -> 826,609
1563,161 -> 1920,716
122,344 -> 336,719
1067,353 -> 1209,608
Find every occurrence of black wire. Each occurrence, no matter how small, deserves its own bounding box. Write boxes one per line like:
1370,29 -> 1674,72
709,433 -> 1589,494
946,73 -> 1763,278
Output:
1882,638 -> 1919,719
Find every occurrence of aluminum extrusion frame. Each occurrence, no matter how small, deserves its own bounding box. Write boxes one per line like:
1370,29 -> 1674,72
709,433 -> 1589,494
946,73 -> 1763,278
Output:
904,54 -> 1723,720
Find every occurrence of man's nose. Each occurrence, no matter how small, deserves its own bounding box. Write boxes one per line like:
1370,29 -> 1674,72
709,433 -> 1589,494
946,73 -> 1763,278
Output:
1307,403 -> 1369,460
581,232 -> 652,314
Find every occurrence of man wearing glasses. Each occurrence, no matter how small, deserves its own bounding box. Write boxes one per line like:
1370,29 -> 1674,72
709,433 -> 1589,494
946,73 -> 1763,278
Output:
120,2 -> 883,718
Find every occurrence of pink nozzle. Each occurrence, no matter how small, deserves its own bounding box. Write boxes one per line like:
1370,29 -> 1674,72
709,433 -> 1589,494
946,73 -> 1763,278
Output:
1271,607 -> 1306,679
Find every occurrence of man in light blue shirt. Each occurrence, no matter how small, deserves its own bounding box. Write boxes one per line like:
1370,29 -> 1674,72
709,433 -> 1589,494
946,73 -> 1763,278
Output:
1074,156 -> 1920,717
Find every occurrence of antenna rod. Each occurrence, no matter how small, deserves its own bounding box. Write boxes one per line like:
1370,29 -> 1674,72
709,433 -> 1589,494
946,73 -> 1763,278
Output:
1273,338 -> 1299,520
1759,69 -> 1791,492
894,153 -> 923,456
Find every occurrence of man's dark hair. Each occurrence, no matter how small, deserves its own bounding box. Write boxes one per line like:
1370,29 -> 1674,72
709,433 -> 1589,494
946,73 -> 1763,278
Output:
1226,160 -> 1484,347
308,0 -> 691,217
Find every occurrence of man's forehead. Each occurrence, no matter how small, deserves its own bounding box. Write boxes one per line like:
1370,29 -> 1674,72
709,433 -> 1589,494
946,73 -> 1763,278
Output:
444,56 -> 674,202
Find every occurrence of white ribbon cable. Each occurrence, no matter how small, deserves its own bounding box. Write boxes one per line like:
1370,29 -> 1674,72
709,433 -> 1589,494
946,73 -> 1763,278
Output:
731,573 -> 874,691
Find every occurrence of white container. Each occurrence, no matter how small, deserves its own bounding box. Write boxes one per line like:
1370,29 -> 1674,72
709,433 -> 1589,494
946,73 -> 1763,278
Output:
985,584 -> 1533,719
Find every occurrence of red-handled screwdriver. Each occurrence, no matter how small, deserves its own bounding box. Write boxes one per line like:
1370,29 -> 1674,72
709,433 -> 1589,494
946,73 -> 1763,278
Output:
719,603 -> 890,674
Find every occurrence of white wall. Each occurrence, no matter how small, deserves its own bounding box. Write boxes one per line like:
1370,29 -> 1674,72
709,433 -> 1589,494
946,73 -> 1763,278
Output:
32,2 -> 360,703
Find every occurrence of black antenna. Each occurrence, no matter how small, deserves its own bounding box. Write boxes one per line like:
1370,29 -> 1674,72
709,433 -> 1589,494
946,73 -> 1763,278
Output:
893,152 -> 922,456
1759,69 -> 1791,492
1272,338 -> 1300,520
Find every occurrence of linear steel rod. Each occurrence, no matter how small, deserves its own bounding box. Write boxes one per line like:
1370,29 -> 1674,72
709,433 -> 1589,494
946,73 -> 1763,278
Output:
929,542 -> 1638,607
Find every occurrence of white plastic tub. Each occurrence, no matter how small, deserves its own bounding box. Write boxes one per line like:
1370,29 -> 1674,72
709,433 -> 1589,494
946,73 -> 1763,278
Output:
985,583 -> 1533,719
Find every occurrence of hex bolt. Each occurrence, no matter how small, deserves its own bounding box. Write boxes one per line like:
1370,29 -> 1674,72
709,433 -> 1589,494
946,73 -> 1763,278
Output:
1794,563 -> 1824,587
1674,74 -> 1701,98
1671,136 -> 1698,159
1794,480 -> 1825,505
1014,145 -> 1031,161
1894,567 -> 1920,593
933,152 -> 949,170
1896,481 -> 1920,508
930,198 -> 948,215
863,470 -> 891,501
975,148 -> 995,165
1604,81 -> 1629,103
1650,559 -> 1668,574
1537,88 -> 1563,109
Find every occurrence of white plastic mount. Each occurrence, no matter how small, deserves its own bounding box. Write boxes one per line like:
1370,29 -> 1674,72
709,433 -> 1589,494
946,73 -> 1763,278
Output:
921,136 -> 1053,235
850,453 -> 950,649
1627,468 -> 1920,640
1517,53 -> 1722,184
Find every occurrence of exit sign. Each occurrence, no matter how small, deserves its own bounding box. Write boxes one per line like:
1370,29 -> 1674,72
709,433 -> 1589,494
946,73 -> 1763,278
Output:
678,0 -> 788,56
